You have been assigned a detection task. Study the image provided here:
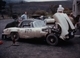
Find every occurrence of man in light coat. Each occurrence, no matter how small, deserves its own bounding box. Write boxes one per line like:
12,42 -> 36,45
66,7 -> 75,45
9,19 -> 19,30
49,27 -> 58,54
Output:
21,12 -> 28,20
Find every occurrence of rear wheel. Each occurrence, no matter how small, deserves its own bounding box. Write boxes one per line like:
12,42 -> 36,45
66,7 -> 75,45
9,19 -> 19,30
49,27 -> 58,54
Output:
46,33 -> 59,46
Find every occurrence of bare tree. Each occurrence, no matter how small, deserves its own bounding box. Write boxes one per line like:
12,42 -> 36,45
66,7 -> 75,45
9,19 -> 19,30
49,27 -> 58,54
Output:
0,0 -> 6,19
49,4 -> 58,14
8,3 -> 13,17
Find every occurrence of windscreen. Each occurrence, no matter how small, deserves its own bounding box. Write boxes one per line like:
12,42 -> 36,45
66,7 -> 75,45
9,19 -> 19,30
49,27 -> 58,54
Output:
33,20 -> 46,27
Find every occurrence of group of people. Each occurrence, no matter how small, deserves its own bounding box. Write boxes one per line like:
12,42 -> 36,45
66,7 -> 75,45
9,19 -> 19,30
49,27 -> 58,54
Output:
19,4 -> 78,24
7,4 -> 80,30
13,4 -> 79,27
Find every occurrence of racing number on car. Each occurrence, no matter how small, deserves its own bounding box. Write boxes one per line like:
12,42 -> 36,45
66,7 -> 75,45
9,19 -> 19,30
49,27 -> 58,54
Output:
25,29 -> 32,33
25,29 -> 33,37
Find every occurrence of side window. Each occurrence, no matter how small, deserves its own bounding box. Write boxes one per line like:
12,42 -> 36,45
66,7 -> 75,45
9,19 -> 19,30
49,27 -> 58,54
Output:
20,22 -> 30,28
23,23 -> 31,28
33,20 -> 46,27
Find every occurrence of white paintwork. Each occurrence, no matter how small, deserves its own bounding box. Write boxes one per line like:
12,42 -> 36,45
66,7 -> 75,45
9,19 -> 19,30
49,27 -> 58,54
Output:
44,18 -> 55,23
63,13 -> 75,29
2,27 -> 48,39
53,13 -> 75,39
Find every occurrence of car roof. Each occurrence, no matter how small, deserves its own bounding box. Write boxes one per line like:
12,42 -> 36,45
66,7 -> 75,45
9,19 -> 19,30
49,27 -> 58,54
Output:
22,18 -> 43,22
19,19 -> 44,26
18,18 -> 46,27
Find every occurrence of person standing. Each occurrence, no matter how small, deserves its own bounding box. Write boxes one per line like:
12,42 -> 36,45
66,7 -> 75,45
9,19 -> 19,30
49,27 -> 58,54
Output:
21,12 -> 28,20
57,5 -> 64,13
67,13 -> 75,25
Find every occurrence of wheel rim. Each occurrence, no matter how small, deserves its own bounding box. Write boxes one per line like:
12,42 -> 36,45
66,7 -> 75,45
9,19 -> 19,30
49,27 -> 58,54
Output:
11,33 -> 19,41
49,36 -> 55,43
13,34 -> 17,40
46,34 -> 58,46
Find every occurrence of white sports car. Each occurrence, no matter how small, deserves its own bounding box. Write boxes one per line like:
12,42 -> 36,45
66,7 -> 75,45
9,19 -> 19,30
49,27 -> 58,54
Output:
2,13 -> 76,46
2,19 -> 49,40
2,19 -> 62,46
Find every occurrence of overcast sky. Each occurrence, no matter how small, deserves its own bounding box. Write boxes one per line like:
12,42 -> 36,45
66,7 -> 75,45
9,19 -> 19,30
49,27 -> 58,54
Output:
4,0 -> 72,2
24,0 -> 68,2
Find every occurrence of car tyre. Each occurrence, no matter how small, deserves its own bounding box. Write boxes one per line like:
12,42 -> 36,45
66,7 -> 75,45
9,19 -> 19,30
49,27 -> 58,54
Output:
2,35 -> 7,39
46,33 -> 59,46
10,32 -> 19,41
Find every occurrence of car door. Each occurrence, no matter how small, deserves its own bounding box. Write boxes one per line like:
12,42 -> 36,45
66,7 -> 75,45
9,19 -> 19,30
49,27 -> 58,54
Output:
31,28 -> 41,38
18,28 -> 27,38
19,24 -> 32,38
24,23 -> 41,38
24,22 -> 36,38
25,28 -> 33,38
19,28 -> 34,38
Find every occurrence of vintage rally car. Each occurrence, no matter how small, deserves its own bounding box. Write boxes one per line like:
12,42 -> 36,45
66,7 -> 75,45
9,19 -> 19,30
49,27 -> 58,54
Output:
2,19 -> 48,39
2,18 -> 60,45
2,13 -> 75,46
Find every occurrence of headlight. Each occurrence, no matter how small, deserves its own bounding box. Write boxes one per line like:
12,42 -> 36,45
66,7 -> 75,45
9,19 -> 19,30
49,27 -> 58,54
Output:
2,29 -> 6,33
4,29 -> 10,33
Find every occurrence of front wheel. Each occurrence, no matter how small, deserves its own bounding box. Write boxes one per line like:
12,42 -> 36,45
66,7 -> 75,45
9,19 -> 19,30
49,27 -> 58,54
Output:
46,33 -> 59,46
10,32 -> 19,41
